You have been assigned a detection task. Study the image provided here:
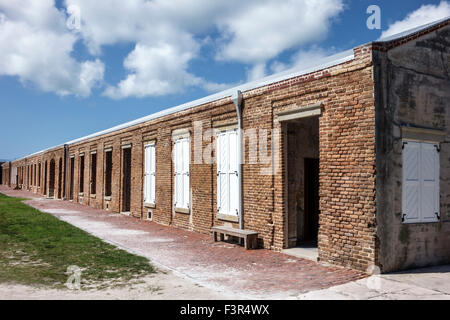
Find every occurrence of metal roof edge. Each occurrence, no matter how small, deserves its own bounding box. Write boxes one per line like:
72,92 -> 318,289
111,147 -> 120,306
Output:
13,49 -> 355,162
374,16 -> 450,44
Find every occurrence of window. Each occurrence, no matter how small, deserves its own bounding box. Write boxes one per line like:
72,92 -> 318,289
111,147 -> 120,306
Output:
79,155 -> 85,193
105,150 -> 112,197
90,152 -> 97,195
174,137 -> 190,210
216,129 -> 239,217
402,141 -> 440,223
144,142 -> 156,205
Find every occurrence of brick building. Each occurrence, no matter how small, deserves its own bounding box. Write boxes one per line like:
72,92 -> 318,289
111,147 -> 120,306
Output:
2,18 -> 449,272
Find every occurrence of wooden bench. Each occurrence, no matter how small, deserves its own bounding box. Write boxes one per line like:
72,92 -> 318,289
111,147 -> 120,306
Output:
211,226 -> 258,249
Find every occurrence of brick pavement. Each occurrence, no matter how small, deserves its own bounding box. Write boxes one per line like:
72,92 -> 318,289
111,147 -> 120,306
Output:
0,186 -> 366,299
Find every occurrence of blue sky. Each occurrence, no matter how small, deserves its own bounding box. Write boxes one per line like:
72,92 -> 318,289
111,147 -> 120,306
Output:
1,0 -> 449,160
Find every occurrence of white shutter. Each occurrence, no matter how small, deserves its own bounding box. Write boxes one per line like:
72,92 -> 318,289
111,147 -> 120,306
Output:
402,141 -> 439,223
144,145 -> 150,203
174,138 -> 189,209
229,130 -> 239,216
150,144 -> 156,204
144,143 -> 155,204
420,143 -> 439,222
182,138 -> 190,208
216,130 -> 239,216
402,142 -> 420,223
217,133 -> 228,214
174,140 -> 182,207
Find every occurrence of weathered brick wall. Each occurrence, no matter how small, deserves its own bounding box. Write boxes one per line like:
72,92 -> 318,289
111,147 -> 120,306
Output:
374,23 -> 450,272
13,147 -> 65,198
271,45 -> 377,270
6,42 -> 378,272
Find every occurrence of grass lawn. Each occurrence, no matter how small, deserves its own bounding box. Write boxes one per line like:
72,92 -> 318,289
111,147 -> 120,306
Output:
0,193 -> 156,289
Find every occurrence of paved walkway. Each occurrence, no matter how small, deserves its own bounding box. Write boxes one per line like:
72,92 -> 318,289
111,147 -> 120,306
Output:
299,264 -> 450,300
0,186 -> 366,299
2,186 -> 449,299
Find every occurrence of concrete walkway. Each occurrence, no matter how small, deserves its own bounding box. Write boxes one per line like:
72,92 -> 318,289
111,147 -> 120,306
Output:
1,186 -> 449,299
299,264 -> 450,299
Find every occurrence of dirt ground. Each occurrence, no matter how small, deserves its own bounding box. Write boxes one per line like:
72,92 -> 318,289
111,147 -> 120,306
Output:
0,271 -> 233,300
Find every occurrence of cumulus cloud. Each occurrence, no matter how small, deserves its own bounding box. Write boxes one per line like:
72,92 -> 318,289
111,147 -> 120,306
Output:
380,1 -> 450,39
68,0 -> 344,98
216,0 -> 343,64
269,46 -> 336,74
0,0 -> 104,97
103,41 -> 203,99
1,0 -> 344,98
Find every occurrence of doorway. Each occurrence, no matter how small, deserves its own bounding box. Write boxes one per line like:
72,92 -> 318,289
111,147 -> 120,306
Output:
49,159 -> 55,198
304,158 -> 319,242
58,158 -> 62,199
286,116 -> 319,248
43,161 -> 47,195
69,157 -> 74,200
121,147 -> 131,213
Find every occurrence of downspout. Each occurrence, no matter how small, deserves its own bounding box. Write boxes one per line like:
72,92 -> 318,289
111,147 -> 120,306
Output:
232,90 -> 244,230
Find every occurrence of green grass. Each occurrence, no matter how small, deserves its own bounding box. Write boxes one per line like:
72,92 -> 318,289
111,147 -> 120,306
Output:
0,193 -> 156,289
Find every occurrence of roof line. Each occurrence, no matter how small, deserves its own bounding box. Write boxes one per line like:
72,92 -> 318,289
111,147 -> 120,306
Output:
19,49 -> 355,160
14,17 -> 450,162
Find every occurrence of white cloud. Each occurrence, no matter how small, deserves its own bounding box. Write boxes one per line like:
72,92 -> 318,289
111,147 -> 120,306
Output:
68,0 -> 344,98
103,41 -> 202,99
1,0 -> 344,98
216,0 -> 343,64
247,63 -> 267,81
269,46 -> 335,74
380,1 -> 450,39
0,0 -> 104,97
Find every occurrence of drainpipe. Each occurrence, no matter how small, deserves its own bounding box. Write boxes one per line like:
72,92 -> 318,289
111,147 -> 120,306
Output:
232,90 -> 244,230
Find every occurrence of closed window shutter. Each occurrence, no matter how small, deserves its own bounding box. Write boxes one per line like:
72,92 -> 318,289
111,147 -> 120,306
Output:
174,138 -> 189,209
217,133 -> 228,214
229,131 -> 239,216
144,145 -> 150,202
216,130 -> 238,216
402,141 -> 439,223
150,145 -> 156,204
420,143 -> 439,222
402,142 -> 420,222
182,138 -> 190,208
175,140 -> 182,207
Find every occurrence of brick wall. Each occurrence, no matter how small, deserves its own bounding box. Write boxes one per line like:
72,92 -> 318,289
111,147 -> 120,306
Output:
6,43 -> 378,272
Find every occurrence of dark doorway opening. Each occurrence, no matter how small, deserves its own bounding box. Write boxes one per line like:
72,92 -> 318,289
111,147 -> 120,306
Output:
43,161 -> 47,195
90,153 -> 97,195
58,158 -> 62,199
286,116 -> 319,248
69,157 -> 74,200
105,150 -> 112,197
122,148 -> 131,212
79,155 -> 85,193
49,159 -> 55,198
304,158 -> 319,242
